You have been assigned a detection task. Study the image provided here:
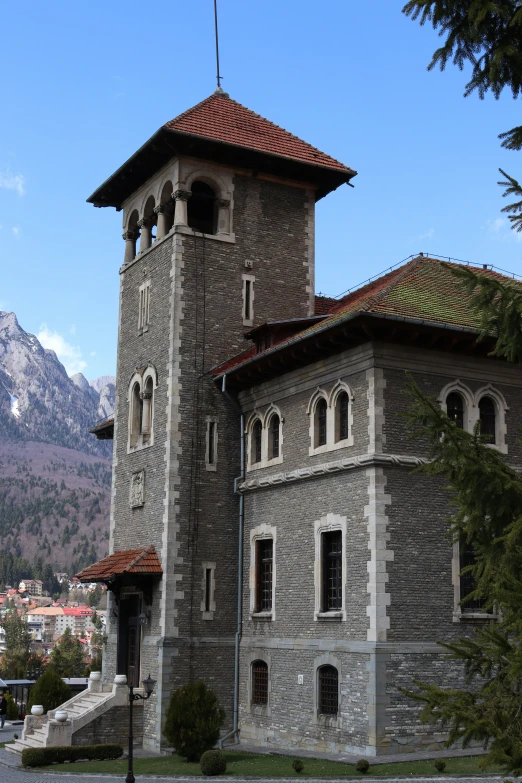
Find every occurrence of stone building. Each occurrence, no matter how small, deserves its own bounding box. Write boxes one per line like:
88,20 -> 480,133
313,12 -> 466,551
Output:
73,90 -> 522,756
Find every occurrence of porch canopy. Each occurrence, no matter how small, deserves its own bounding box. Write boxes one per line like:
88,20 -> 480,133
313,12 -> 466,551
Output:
76,546 -> 162,602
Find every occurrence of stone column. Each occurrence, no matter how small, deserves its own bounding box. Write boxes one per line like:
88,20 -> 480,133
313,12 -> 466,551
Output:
154,204 -> 171,240
216,198 -> 231,235
173,190 -> 191,228
122,230 -> 139,265
138,218 -> 153,252
141,390 -> 153,436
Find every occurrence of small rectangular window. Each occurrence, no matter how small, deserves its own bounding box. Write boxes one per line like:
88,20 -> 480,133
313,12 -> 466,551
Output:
205,419 -> 218,471
205,568 -> 212,612
322,531 -> 342,611
242,274 -> 255,326
256,539 -> 273,612
138,280 -> 151,331
459,540 -> 488,613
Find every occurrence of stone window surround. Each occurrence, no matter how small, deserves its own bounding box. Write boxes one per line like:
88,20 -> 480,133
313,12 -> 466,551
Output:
121,161 -> 235,266
245,650 -> 272,717
314,513 -> 347,622
249,523 -> 277,621
200,561 -> 217,620
246,406 -> 284,472
312,652 -> 342,729
138,279 -> 151,334
451,540 -> 499,623
127,365 -> 158,454
439,380 -> 508,454
307,381 -> 354,456
205,417 -> 219,472
242,273 -> 255,327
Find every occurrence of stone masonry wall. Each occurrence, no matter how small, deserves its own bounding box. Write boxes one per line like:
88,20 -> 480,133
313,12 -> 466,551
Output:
72,705 -> 143,747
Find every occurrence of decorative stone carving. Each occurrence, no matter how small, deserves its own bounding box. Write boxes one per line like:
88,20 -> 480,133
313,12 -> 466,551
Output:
174,189 -> 191,201
130,470 -> 145,508
216,198 -> 230,209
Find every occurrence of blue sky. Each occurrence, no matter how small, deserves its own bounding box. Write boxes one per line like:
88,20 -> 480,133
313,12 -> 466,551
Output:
1,1 -> 520,379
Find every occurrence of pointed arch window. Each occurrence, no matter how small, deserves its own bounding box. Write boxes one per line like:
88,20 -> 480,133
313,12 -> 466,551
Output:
269,414 -> 280,460
128,367 -> 156,452
130,382 -> 142,448
316,398 -> 327,447
446,392 -> 464,429
479,396 -> 496,444
252,420 -> 262,465
337,391 -> 349,442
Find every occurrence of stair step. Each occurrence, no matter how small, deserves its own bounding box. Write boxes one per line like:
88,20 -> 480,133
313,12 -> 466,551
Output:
13,737 -> 44,749
5,742 -> 23,755
30,729 -> 46,740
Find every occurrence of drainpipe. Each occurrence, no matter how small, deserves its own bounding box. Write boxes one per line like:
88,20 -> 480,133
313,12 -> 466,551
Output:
219,374 -> 244,748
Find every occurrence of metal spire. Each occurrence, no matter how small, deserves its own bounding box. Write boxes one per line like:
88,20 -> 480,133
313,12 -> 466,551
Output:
214,0 -> 223,91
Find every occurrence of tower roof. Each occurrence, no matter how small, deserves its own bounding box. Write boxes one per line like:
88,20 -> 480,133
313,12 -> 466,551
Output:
87,91 -> 356,209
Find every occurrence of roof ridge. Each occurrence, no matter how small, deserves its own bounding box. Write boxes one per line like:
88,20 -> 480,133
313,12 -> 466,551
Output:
363,257 -> 423,311
125,545 -> 154,573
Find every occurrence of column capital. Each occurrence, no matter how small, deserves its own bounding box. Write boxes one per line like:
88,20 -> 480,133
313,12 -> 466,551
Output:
154,203 -> 172,216
174,189 -> 191,202
122,230 -> 139,242
141,391 -> 153,401
216,198 -> 230,209
137,217 -> 152,229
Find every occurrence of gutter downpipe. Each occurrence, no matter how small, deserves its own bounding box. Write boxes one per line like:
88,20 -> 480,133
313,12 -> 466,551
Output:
219,372 -> 244,748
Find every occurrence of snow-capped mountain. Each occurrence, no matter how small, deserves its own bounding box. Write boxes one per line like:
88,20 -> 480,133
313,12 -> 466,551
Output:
0,311 -> 114,456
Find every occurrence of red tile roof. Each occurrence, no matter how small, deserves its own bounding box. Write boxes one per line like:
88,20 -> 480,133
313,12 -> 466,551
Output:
214,257 -> 522,379
76,547 -> 163,582
314,295 -> 337,315
164,91 -> 354,174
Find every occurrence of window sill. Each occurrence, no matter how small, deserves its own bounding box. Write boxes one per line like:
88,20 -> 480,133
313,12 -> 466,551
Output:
127,441 -> 153,455
315,611 -> 344,622
309,439 -> 353,457
251,612 -> 273,622
175,225 -> 236,244
316,713 -> 340,729
453,611 -> 499,623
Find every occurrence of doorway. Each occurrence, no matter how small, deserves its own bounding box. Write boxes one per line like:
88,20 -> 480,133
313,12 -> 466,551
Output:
117,594 -> 141,687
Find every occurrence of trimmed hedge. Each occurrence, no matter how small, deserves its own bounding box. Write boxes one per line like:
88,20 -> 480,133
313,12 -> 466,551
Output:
22,743 -> 123,767
200,749 -> 227,775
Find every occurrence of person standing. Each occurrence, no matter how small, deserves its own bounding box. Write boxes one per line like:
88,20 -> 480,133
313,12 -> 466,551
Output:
0,694 -> 7,729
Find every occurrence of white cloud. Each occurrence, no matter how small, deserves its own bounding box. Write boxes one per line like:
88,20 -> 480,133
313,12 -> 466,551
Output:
418,228 -> 435,240
37,324 -> 87,376
484,216 -> 522,244
90,351 -> 96,357
0,172 -> 25,196
11,226 -> 20,238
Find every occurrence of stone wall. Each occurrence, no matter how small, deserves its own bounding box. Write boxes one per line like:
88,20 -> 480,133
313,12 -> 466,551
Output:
72,705 -> 143,747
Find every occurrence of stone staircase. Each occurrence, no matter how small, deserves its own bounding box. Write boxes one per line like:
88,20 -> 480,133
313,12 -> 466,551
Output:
7,673 -> 130,756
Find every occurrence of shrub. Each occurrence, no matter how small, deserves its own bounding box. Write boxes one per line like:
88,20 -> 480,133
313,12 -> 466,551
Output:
13,733 -> 18,739
434,760 -> 446,772
292,758 -> 304,773
200,749 -> 227,776
27,668 -> 71,713
355,759 -> 370,773
22,744 -> 123,767
5,693 -> 18,720
163,680 -> 225,762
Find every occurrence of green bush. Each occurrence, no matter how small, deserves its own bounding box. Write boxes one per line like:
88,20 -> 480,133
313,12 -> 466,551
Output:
5,693 -> 18,719
22,744 -> 123,767
163,680 -> 225,762
355,759 -> 370,773
200,749 -> 227,775
292,758 -> 304,773
434,760 -> 446,772
27,668 -> 71,714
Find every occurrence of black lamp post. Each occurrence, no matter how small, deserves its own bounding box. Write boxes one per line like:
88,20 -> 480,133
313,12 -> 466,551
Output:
126,674 -> 156,783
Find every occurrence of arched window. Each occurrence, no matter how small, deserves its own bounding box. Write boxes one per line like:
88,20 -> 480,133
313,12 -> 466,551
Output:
141,376 -> 154,445
252,420 -> 262,465
251,660 -> 268,705
187,181 -> 216,234
446,392 -> 464,429
315,398 -> 328,448
130,382 -> 142,448
318,665 -> 338,715
336,391 -> 349,442
479,396 -> 496,444
268,414 -> 280,460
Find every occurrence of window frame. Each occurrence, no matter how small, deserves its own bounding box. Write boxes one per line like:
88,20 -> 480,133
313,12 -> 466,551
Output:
246,406 -> 283,471
439,381 -> 508,454
138,279 -> 151,333
200,561 -> 216,620
313,654 -> 341,727
314,513 -> 347,621
250,524 -> 276,620
242,274 -> 255,327
308,382 -> 354,456
127,366 -> 157,453
205,417 -> 218,472
251,659 -> 269,706
452,540 -> 498,622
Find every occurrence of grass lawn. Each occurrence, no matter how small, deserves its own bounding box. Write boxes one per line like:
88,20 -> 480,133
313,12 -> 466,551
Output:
40,750 -> 504,777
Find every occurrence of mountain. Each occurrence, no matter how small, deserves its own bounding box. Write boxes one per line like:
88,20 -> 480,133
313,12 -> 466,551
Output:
0,312 -> 113,457
0,311 -> 114,572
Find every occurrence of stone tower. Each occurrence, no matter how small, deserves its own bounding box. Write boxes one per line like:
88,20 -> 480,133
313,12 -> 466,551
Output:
84,90 -> 356,749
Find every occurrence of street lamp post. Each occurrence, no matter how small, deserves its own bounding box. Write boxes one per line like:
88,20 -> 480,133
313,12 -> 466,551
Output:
126,674 -> 156,783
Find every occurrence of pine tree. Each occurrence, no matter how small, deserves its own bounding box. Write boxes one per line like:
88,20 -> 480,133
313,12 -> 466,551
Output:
0,610 -> 33,679
27,668 -> 71,713
401,265 -> 522,773
49,627 -> 86,677
403,1 -> 522,231
163,680 -> 225,762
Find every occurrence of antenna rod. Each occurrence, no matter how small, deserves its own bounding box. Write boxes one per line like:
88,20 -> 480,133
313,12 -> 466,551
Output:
214,0 -> 222,90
